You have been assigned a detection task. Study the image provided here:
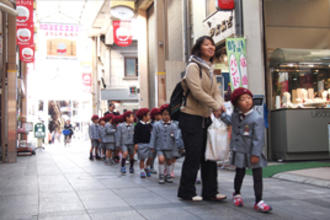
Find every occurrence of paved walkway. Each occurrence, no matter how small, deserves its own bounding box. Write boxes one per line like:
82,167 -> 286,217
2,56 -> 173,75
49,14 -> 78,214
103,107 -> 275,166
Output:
1,140 -> 330,220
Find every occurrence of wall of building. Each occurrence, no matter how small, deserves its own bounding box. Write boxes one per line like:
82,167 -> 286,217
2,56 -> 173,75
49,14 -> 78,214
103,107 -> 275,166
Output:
265,0 -> 330,50
243,0 -> 266,96
165,0 -> 185,102
191,0 -> 208,43
147,5 -> 157,108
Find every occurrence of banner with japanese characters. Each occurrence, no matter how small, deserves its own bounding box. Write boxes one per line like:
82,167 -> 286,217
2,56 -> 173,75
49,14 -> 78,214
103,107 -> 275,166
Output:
113,20 -> 132,47
16,0 -> 34,25
19,44 -> 35,63
225,38 -> 248,90
39,23 -> 79,58
16,0 -> 35,61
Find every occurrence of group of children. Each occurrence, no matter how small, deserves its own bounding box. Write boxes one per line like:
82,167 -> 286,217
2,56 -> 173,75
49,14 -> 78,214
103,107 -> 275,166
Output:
88,104 -> 183,184
88,88 -> 272,213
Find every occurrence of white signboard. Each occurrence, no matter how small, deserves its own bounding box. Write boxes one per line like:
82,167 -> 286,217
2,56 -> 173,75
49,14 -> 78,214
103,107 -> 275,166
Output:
203,11 -> 236,44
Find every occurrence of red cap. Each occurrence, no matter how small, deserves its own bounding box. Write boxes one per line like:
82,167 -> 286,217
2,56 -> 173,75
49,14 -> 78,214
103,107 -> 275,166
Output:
160,104 -> 170,113
231,87 -> 253,105
136,108 -> 150,120
104,114 -> 113,122
150,108 -> 161,120
99,117 -> 106,122
91,115 -> 99,121
123,111 -> 133,120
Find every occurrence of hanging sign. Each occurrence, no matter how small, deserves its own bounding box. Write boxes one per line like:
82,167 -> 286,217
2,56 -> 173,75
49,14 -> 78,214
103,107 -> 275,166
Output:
16,0 -> 34,25
218,0 -> 235,10
113,20 -> 132,47
17,22 -> 34,46
226,38 -> 248,90
19,44 -> 35,63
82,73 -> 92,87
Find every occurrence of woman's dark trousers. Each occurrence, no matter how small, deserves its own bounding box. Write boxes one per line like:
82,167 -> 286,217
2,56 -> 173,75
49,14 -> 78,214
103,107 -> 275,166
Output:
177,113 -> 218,199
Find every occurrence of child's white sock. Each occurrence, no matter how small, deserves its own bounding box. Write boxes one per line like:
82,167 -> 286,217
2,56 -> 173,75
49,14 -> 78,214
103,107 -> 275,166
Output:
159,164 -> 165,176
169,163 -> 175,174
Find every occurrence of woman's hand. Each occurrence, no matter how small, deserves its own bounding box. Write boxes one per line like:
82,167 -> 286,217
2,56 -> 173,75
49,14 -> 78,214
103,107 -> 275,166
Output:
250,155 -> 260,165
213,106 -> 226,118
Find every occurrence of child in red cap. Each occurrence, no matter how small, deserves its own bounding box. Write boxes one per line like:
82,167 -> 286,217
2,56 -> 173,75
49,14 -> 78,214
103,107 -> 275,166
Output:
149,107 -> 162,174
116,111 -> 135,174
134,108 -> 153,178
221,87 -> 272,213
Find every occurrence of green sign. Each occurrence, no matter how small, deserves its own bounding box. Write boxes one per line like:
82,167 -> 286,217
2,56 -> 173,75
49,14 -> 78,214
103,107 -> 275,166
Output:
225,38 -> 248,90
34,123 -> 45,138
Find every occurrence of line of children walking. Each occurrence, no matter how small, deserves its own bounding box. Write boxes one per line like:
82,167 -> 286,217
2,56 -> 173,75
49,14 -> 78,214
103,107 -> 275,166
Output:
88,104 -> 183,184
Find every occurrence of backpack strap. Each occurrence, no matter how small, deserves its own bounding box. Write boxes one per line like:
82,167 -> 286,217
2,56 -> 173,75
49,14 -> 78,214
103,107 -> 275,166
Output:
184,63 -> 202,106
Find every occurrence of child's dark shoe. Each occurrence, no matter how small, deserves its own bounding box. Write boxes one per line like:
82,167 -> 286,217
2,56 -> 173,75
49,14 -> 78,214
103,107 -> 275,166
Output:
165,175 -> 173,183
145,168 -> 151,177
254,200 -> 272,213
159,175 -> 165,184
140,171 -> 146,178
121,166 -> 126,174
129,167 -> 134,174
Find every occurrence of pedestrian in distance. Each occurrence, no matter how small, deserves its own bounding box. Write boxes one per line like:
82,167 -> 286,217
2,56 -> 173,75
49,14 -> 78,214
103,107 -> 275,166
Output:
220,87 -> 272,213
89,115 -> 100,161
149,104 -> 180,184
134,108 -> 153,178
177,35 -> 227,202
63,119 -> 74,146
104,103 -> 120,116
149,107 -> 162,174
116,111 -> 135,174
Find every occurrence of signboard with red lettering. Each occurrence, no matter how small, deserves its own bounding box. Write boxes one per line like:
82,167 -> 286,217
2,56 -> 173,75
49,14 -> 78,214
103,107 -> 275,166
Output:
225,38 -> 248,90
113,20 -> 132,47
218,0 -> 235,10
19,44 -> 35,63
16,0 -> 34,25
17,22 -> 34,46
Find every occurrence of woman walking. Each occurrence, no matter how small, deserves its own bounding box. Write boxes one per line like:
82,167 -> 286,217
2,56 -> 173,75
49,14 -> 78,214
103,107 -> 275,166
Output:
177,36 -> 226,202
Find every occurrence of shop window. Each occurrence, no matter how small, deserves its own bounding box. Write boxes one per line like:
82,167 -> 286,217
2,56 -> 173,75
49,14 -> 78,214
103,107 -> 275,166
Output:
270,49 -> 330,110
124,57 -> 138,78
206,0 -> 218,17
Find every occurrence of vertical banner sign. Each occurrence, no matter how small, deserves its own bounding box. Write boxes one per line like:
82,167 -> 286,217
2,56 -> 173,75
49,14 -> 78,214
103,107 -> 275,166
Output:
19,45 -> 35,63
16,0 -> 35,62
226,38 -> 248,90
113,20 -> 132,47
16,0 -> 34,24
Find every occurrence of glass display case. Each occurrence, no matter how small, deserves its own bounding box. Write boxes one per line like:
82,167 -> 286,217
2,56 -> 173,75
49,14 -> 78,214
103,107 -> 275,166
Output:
270,48 -> 330,109
269,49 -> 330,161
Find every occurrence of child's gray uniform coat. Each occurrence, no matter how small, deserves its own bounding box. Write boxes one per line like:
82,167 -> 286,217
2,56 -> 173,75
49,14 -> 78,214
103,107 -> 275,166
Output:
116,122 -> 134,154
149,121 -> 180,156
103,123 -> 116,150
221,109 -> 267,169
89,123 -> 100,140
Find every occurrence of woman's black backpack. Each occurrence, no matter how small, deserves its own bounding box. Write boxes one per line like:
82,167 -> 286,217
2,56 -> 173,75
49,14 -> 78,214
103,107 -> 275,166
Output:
169,63 -> 202,121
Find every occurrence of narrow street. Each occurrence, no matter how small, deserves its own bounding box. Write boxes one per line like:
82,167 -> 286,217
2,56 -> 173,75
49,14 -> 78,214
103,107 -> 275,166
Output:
1,140 -> 330,220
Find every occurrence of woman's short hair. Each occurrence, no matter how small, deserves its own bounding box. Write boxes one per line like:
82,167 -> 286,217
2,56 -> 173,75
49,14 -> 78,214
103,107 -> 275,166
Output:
191,36 -> 216,62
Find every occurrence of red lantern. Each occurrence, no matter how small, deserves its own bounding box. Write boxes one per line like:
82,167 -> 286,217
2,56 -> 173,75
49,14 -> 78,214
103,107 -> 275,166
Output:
218,0 -> 235,10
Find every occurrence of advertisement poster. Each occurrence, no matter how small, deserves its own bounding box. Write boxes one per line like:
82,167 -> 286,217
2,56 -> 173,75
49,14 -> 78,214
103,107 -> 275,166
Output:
225,38 -> 248,90
40,23 -> 79,58
19,44 -> 35,63
16,0 -> 34,25
113,20 -> 133,47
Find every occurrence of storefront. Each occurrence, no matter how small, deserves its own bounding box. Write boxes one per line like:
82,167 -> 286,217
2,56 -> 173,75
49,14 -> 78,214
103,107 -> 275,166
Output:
264,0 -> 330,160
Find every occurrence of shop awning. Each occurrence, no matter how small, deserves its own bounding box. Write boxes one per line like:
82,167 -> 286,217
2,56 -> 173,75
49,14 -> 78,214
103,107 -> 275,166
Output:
101,88 -> 139,102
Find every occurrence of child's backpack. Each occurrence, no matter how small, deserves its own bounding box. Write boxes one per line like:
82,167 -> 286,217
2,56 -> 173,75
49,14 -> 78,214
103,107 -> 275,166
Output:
169,63 -> 202,121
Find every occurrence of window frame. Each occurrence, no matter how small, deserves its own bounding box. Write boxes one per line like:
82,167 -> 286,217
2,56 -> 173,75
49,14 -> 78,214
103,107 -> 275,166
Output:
124,57 -> 138,78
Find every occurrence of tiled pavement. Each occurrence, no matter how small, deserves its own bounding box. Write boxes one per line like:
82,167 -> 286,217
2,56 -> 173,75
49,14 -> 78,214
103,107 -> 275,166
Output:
1,140 -> 330,220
